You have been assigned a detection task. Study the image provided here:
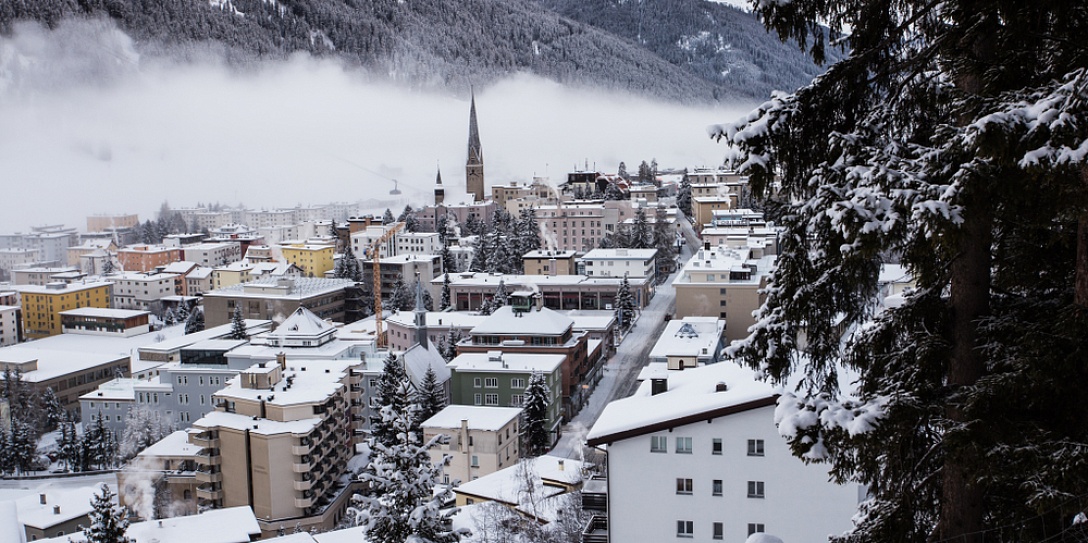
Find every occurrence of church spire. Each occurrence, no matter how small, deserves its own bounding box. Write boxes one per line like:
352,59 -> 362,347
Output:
466,90 -> 485,202
434,165 -> 445,206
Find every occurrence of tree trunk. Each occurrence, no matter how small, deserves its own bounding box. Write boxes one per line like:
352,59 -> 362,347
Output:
1076,165 -> 1088,308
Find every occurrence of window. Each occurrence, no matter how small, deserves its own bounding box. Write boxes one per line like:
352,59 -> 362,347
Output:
484,378 -> 498,388
485,394 -> 499,406
470,455 -> 479,467
747,481 -> 765,498
474,378 -> 482,388
474,394 -> 482,406
651,435 -> 668,453
748,439 -> 765,456
712,480 -> 723,496
511,378 -> 526,389
677,520 -> 694,538
713,522 -> 723,540
748,524 -> 765,536
712,438 -> 722,455
676,478 -> 693,494
676,437 -> 693,454
510,394 -> 524,407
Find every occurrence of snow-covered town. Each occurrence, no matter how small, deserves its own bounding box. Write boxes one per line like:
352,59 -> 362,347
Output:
2,2 -> 1087,543
0,95 -> 890,543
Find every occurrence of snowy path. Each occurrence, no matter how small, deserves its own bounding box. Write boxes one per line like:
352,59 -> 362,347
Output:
550,239 -> 697,461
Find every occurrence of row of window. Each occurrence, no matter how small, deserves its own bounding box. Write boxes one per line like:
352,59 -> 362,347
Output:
651,436 -> 764,456
676,521 -> 765,539
472,377 -> 528,389
676,478 -> 764,498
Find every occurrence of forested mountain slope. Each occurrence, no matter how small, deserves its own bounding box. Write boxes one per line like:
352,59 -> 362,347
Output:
0,0 -> 833,102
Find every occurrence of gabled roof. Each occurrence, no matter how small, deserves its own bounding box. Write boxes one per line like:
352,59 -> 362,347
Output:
402,342 -> 451,386
586,361 -> 777,447
469,306 -> 572,336
268,306 -> 334,340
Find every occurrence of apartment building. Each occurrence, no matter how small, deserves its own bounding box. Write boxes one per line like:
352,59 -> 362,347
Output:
422,405 -> 523,483
579,248 -> 658,283
109,272 -> 180,313
87,213 -> 140,232
181,242 -> 242,268
437,272 -> 653,312
202,277 -> 352,327
0,305 -> 21,346
394,231 -> 442,256
673,245 -> 775,344
189,357 -> 357,535
60,307 -> 151,337
16,281 -> 112,339
117,245 -> 181,273
384,311 -> 487,352
0,346 -> 130,413
586,362 -> 860,543
119,430 -> 201,519
79,377 -> 138,436
66,239 -> 118,267
416,200 -> 498,234
522,250 -> 577,276
280,243 -> 335,277
447,351 -> 564,443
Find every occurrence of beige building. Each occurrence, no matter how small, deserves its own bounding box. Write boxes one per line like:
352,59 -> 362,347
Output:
423,405 -> 522,484
87,213 -> 140,232
201,277 -> 352,327
109,271 -> 180,313
522,249 -> 577,276
673,245 -> 775,344
491,178 -> 557,209
189,357 -> 357,535
15,486 -> 98,541
119,430 -> 201,519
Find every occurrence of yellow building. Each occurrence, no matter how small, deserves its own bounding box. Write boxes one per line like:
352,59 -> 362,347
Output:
279,244 -> 334,278
16,281 -> 112,339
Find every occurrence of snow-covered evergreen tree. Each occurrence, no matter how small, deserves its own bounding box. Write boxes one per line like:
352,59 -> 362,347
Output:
162,307 -> 177,326
356,381 -> 461,543
441,244 -> 457,275
629,208 -> 653,249
384,275 -> 414,312
228,306 -> 248,340
442,328 -> 462,361
492,280 -> 509,309
118,405 -> 175,461
440,273 -> 452,311
58,420 -> 82,472
335,245 -> 363,282
184,307 -> 205,334
711,1 -> 1088,540
383,209 -> 396,226
413,366 -> 445,427
614,273 -> 635,330
637,160 -> 653,183
617,161 -> 628,180
398,205 -> 419,232
174,303 -> 189,324
369,352 -> 411,447
39,387 -> 64,432
521,372 -> 551,457
84,414 -> 117,470
83,484 -> 134,543
676,174 -> 692,217
603,182 -> 624,201
653,208 -> 677,266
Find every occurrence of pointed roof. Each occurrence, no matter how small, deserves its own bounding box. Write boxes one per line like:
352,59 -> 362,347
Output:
265,306 -> 336,347
467,91 -> 483,163
435,168 -> 444,187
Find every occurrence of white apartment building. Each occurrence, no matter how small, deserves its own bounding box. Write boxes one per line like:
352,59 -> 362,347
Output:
109,271 -> 180,313
579,248 -> 658,282
0,248 -> 41,274
186,267 -> 214,296
0,305 -> 20,346
182,243 -> 242,268
394,231 -> 442,256
673,245 -> 775,343
244,209 -> 298,229
80,377 -> 139,437
587,362 -> 861,543
349,223 -> 400,258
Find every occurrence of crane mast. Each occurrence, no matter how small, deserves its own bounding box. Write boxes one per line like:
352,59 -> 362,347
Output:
370,221 -> 405,348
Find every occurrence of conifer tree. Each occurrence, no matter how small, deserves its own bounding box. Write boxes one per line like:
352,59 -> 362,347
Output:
653,208 -> 677,268
413,366 -> 445,427
630,208 -> 653,249
163,307 -> 177,326
637,161 -> 653,183
335,245 -> 363,282
614,273 -> 635,331
369,351 -> 410,446
118,406 -> 174,461
492,280 -> 509,309
58,420 -> 81,472
184,307 -> 205,334
603,183 -> 624,201
228,306 -> 248,340
443,328 -> 463,361
39,387 -> 63,432
617,161 -> 628,180
712,2 -> 1088,541
83,484 -> 134,543
440,273 -> 452,311
677,174 -> 692,217
522,372 -> 551,457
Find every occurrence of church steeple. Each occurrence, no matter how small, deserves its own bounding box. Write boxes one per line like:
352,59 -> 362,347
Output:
434,166 -> 445,206
466,91 -> 485,202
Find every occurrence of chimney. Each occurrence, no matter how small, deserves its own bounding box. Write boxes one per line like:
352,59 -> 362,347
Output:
715,382 -> 729,392
277,352 -> 286,371
39,494 -> 46,505
460,419 -> 469,453
53,505 -> 61,515
558,459 -> 565,471
704,241 -> 711,251
651,376 -> 668,396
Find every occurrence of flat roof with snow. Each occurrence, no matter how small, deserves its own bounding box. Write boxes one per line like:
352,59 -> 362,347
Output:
60,307 -> 150,319
422,405 -> 522,431
447,352 -> 565,374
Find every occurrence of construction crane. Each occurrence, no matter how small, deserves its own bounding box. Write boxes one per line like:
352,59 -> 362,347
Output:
370,221 -> 405,348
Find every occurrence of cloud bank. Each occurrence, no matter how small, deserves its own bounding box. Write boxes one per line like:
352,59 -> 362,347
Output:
0,19 -> 754,233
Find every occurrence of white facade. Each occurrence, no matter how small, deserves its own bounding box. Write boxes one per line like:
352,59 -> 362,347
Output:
183,243 -> 242,268
110,272 -> 180,312
394,232 -> 441,256
588,363 -> 860,543
0,305 -> 19,346
580,248 -> 658,280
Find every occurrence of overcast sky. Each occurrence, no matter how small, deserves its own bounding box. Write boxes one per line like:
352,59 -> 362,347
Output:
0,19 -> 755,233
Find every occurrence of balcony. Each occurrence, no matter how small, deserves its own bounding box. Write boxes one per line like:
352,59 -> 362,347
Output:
295,496 -> 314,509
292,443 -> 311,455
190,432 -> 219,448
581,515 -> 608,543
293,479 -> 313,491
197,486 -> 223,501
195,470 -> 222,484
194,450 -> 222,467
293,461 -> 312,473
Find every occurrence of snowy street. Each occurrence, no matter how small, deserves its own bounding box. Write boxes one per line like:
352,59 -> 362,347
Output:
550,227 -> 698,461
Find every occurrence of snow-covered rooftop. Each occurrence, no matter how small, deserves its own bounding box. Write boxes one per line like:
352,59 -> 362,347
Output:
447,352 -> 565,374
194,409 -> 322,436
207,277 -> 352,299
215,359 -> 351,407
0,348 -> 127,382
267,306 -> 334,340
48,505 -> 261,543
455,455 -> 583,508
79,377 -> 138,401
648,317 -> 725,359
384,311 -> 487,330
469,306 -> 572,336
435,272 -> 649,288
12,281 -> 112,294
15,486 -> 98,529
402,342 -> 451,387
161,261 -> 199,274
581,248 -> 658,260
422,405 -> 522,431
586,361 -> 776,445
138,430 -> 202,458
60,307 -> 150,319
523,249 -> 577,259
